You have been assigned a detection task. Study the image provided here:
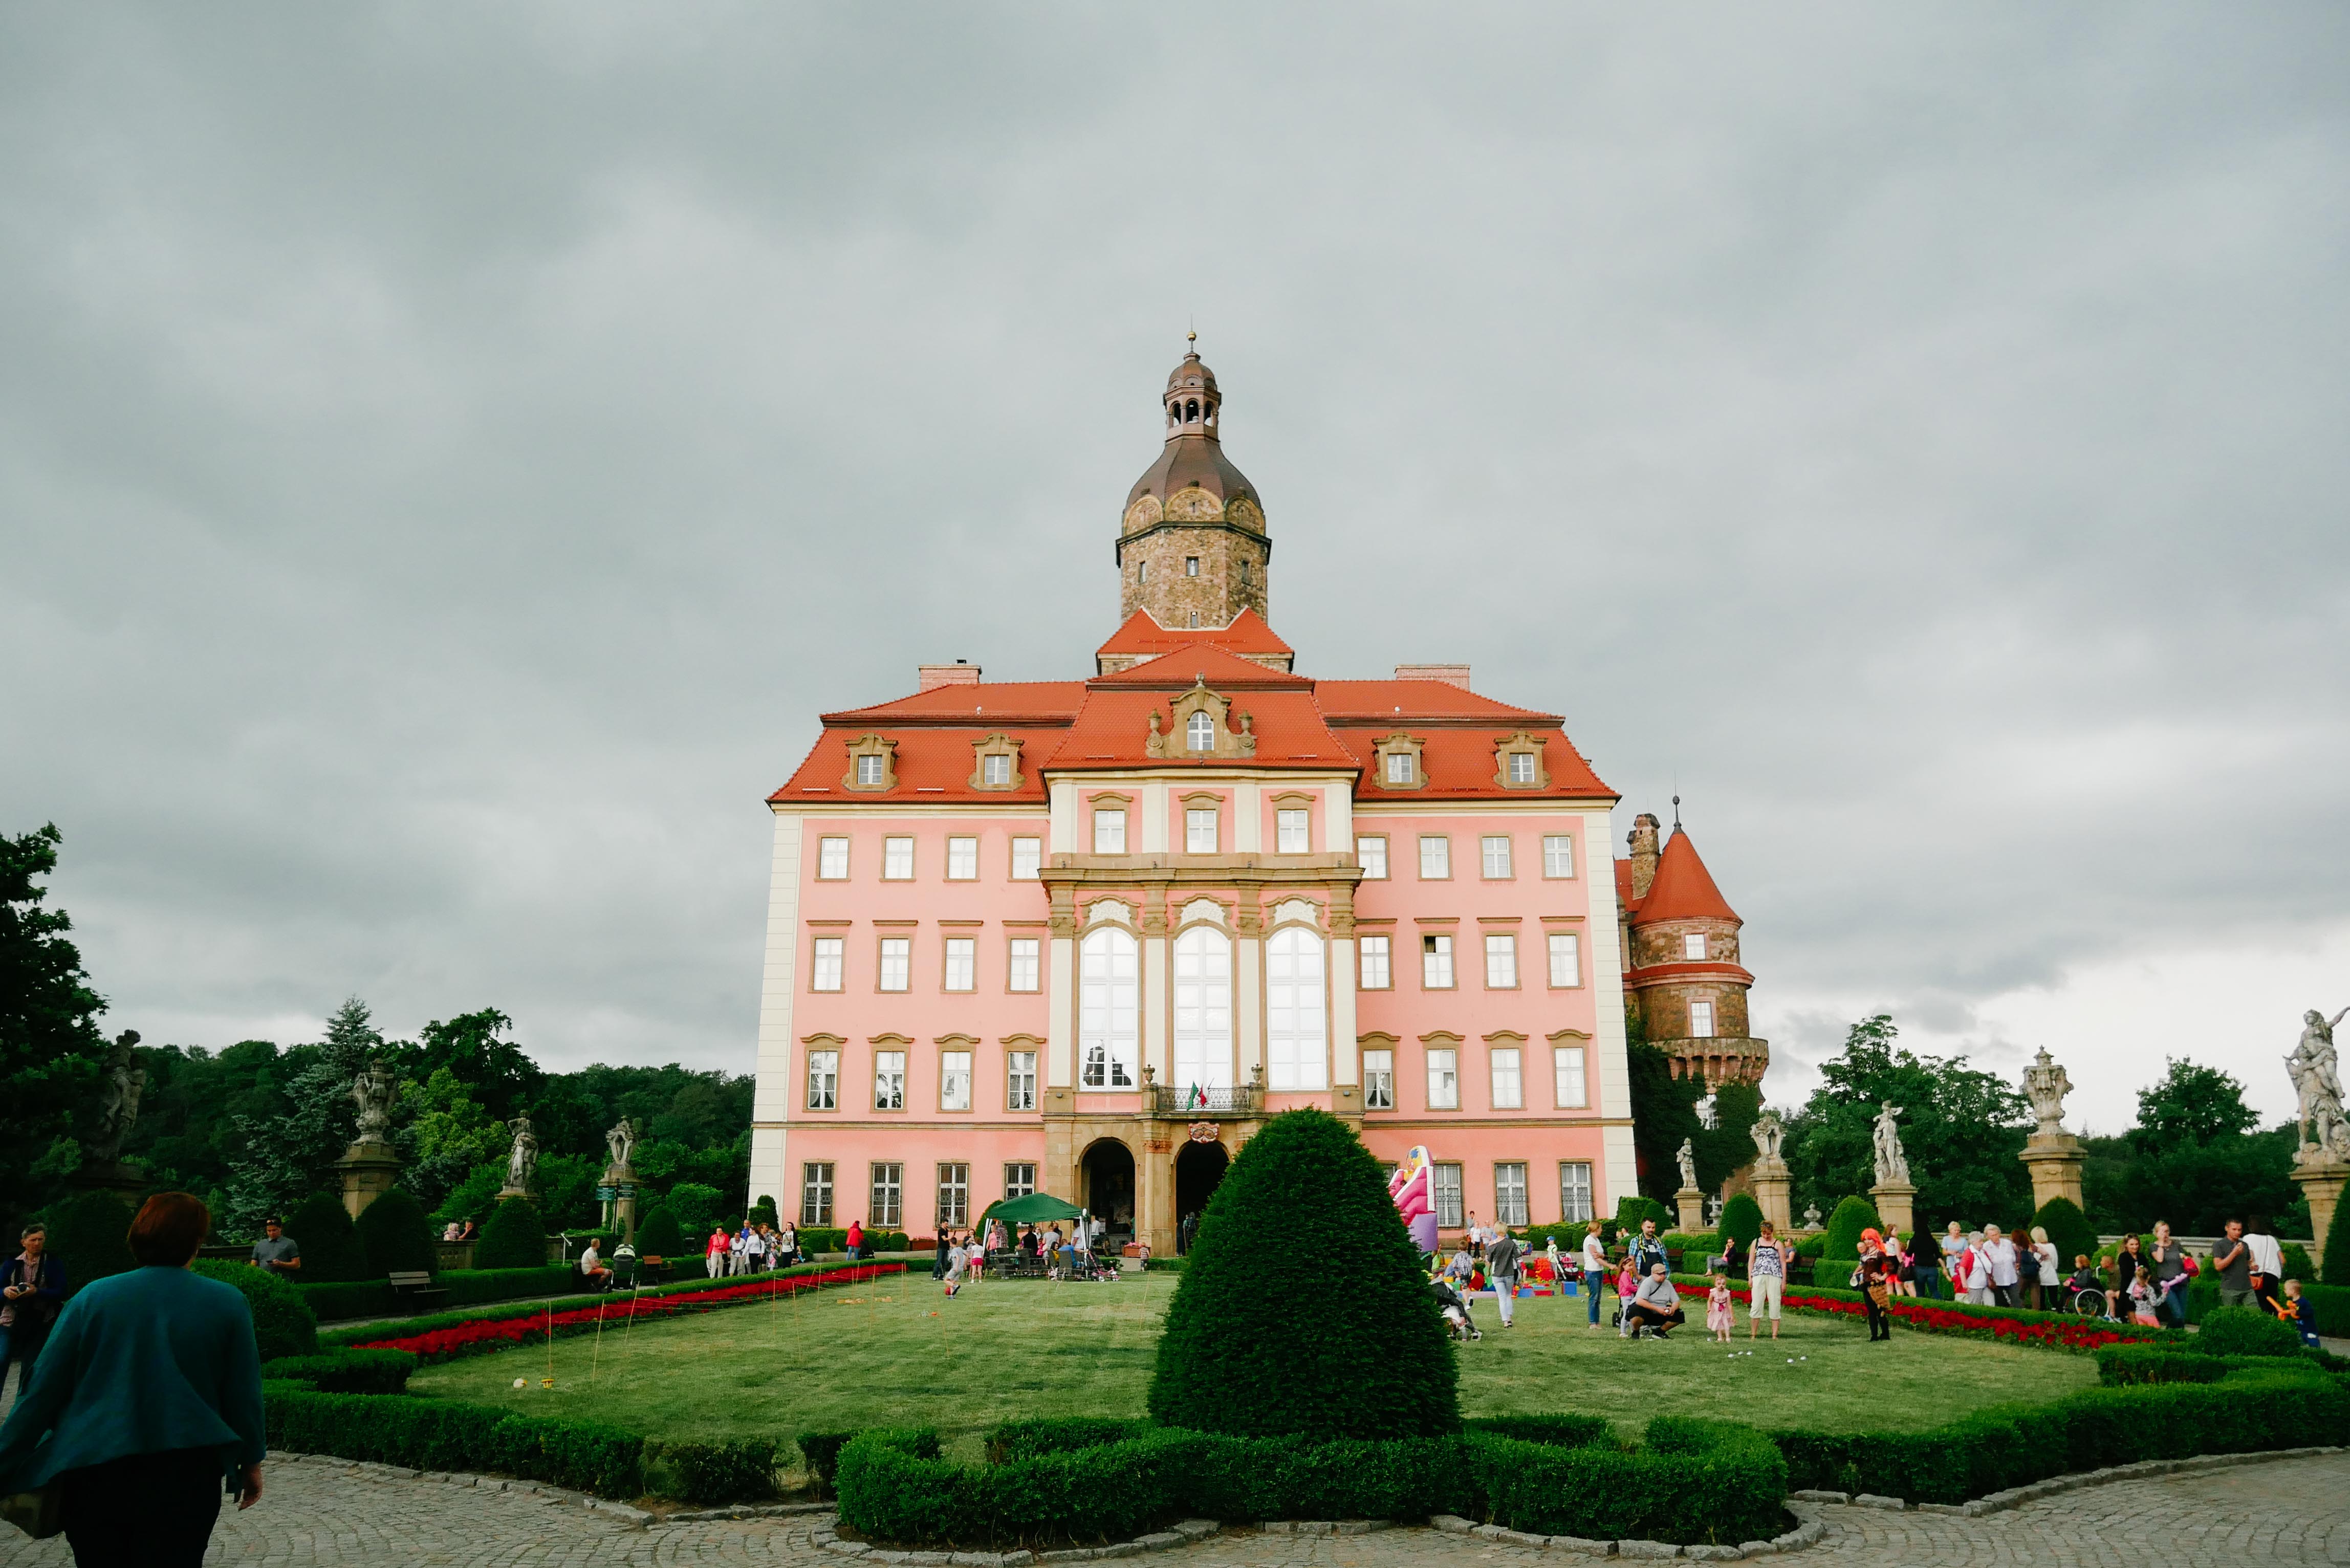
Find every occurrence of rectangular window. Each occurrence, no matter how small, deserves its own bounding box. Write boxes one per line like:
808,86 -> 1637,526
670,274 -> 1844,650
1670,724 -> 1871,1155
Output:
1358,835 -> 1388,879
1689,999 -> 1715,1038
1359,934 -> 1391,990
1481,835 -> 1513,879
805,1048 -> 838,1110
1265,929 -> 1327,1091
1006,1050 -> 1037,1111
800,1162 -> 834,1226
1422,933 -> 1454,989
1185,556 -> 1200,576
1003,1162 -> 1037,1200
873,1050 -> 907,1109
1495,1162 -> 1530,1226
1011,837 -> 1042,878
1385,752 -> 1414,785
817,836 -> 850,879
946,836 -> 978,880
811,936 -> 844,992
1542,834 -> 1575,879
878,937 -> 911,992
937,1163 -> 970,1228
1508,751 -> 1537,785
1434,1163 -> 1465,1228
943,937 -> 975,992
1364,1048 -> 1395,1109
1008,937 -> 1040,992
1554,1046 -> 1587,1108
1276,809 -> 1311,853
869,1162 -> 903,1227
1484,933 -> 1517,988
1418,835 -> 1449,878
982,753 -> 1012,786
1093,809 -> 1126,854
1559,1162 -> 1595,1223
1185,807 -> 1218,854
882,836 -> 914,879
1547,932 -> 1581,988
1683,932 -> 1707,961
940,1050 -> 972,1110
1427,1048 -> 1460,1110
1491,1047 -> 1523,1108
856,755 -> 884,787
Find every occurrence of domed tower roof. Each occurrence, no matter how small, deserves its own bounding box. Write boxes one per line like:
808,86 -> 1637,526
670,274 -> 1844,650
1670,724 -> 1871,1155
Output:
1124,335 -> 1264,525
1117,335 -> 1272,630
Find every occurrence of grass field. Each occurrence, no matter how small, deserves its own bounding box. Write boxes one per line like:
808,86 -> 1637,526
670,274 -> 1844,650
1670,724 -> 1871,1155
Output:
407,1273 -> 2098,1462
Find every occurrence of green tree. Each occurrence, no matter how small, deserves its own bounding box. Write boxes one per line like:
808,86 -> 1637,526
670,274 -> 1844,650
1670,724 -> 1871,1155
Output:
0,825 -> 114,1224
1692,1079 -> 1764,1192
40,1188 -> 136,1298
666,1182 -> 723,1237
396,1067 -> 509,1214
1626,1035 -> 1704,1201
404,1009 -> 541,1123
1150,1110 -> 1457,1439
1718,1192 -> 1765,1248
282,1191 -> 367,1282
635,1204 -> 684,1259
1821,1194 -> 1881,1261
2030,1197 -> 2099,1271
219,999 -> 385,1236
475,1196 -> 549,1271
2128,1058 -> 2259,1155
2323,1197 -> 2350,1288
354,1189 -> 437,1278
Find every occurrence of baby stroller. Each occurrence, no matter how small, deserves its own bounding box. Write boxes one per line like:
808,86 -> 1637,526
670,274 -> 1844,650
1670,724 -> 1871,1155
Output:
1431,1278 -> 1482,1342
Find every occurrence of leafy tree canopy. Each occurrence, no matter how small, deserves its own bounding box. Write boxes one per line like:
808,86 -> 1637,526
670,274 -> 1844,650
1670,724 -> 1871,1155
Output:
400,1008 -> 541,1123
2128,1057 -> 2259,1156
0,824 -> 113,1213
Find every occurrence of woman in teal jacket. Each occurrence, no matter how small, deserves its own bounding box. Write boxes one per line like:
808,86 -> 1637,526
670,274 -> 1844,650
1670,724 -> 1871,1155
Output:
0,1192 -> 266,1566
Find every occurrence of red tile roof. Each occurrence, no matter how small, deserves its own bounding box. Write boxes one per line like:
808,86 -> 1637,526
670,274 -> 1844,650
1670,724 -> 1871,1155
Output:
1042,689 -> 1350,772
823,681 -> 1086,725
1313,681 -> 1559,724
1631,829 -> 1741,925
1095,607 -> 1293,661
1091,644 -> 1313,690
772,725 -> 1065,803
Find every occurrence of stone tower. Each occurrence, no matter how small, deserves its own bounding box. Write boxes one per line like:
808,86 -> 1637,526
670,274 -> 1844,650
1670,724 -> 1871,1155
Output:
1117,337 -> 1270,629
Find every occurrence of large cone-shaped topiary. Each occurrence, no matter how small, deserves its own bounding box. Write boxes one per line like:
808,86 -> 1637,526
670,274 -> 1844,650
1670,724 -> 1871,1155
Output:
1147,1108 -> 1459,1439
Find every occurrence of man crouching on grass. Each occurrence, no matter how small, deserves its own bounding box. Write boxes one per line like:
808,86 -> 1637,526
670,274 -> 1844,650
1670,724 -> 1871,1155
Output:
1625,1262 -> 1687,1340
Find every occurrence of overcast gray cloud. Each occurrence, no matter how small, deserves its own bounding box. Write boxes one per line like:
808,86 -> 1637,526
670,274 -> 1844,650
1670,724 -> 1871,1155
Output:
4,4 -> 2345,1135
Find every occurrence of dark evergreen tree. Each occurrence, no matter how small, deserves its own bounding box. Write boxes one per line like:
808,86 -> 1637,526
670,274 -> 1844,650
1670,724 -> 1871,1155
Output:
1717,1192 -> 1765,1248
1821,1194 -> 1881,1261
353,1189 -> 436,1278
634,1204 -> 683,1258
474,1196 -> 549,1271
0,825 -> 114,1224
2030,1196 -> 2099,1272
282,1190 -> 366,1282
2324,1195 -> 2350,1289
40,1188 -> 136,1298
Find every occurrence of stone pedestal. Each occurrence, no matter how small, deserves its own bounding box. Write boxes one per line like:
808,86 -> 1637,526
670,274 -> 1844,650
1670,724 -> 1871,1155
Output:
1869,1181 -> 1917,1240
1748,1161 -> 1793,1234
598,1165 -> 639,1243
2019,1131 -> 2086,1213
335,1139 -> 404,1219
66,1159 -> 149,1205
1674,1186 -> 1707,1233
2293,1154 -> 2349,1275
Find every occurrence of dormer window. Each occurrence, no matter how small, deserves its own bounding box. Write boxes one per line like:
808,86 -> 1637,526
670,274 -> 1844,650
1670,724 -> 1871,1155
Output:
856,755 -> 884,786
842,733 -> 897,792
1492,730 -> 1550,790
1386,753 -> 1413,784
1508,752 -> 1536,785
1187,711 -> 1215,751
983,754 -> 1010,786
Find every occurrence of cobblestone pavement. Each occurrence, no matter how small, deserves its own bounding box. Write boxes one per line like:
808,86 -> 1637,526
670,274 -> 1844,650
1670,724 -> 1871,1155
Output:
0,1451 -> 2343,1566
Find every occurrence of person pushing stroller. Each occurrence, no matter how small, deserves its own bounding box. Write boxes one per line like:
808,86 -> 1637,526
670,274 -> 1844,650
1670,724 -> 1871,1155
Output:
1430,1275 -> 1482,1342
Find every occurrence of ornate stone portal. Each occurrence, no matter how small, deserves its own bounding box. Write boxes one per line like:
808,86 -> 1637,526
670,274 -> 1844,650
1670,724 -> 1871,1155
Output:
1867,1101 -> 1917,1238
2017,1047 -> 2086,1211
2288,1008 -> 2350,1271
1746,1107 -> 1793,1232
335,1059 -> 405,1218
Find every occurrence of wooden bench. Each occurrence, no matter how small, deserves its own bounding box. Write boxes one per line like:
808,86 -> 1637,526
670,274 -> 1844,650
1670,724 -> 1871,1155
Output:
387,1270 -> 448,1304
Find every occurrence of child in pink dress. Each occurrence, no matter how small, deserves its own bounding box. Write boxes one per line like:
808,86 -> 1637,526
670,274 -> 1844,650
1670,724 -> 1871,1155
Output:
1706,1273 -> 1735,1342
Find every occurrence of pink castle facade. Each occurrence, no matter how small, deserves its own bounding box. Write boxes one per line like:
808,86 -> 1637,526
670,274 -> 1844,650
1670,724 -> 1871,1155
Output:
748,346 -> 1638,1252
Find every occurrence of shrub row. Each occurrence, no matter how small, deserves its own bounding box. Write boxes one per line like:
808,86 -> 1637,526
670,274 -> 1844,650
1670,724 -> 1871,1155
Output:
260,1347 -> 420,1396
299,1266 -> 579,1323
2185,1276 -> 2350,1337
2094,1344 -> 2343,1386
264,1387 -> 647,1497
644,1437 -> 784,1504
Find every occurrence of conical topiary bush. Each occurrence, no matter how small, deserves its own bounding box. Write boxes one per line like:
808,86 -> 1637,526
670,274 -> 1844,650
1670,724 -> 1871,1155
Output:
2030,1197 -> 2098,1274
1718,1192 -> 1764,1249
475,1196 -> 549,1271
635,1204 -> 683,1258
1821,1195 -> 1882,1260
1147,1108 -> 1459,1440
284,1191 -> 367,1282
354,1189 -> 437,1279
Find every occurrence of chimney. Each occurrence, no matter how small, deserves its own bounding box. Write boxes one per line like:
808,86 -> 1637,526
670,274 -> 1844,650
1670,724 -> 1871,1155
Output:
1394,663 -> 1471,690
1627,812 -> 1662,900
918,660 -> 981,692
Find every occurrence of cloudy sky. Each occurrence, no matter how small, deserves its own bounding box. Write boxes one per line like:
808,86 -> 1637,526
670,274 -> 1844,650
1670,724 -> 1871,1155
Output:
5,5 -> 2344,1134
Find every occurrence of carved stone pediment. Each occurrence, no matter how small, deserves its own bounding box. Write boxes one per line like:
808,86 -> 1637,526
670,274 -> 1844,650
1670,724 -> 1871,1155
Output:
1149,678 -> 1257,760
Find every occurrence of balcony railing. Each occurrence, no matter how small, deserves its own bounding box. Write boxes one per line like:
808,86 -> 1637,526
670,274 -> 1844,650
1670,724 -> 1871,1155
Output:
1143,1082 -> 1263,1118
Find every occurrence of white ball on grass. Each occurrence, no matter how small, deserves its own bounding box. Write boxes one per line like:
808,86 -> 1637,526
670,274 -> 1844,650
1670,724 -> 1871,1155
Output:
513,1378 -> 526,1389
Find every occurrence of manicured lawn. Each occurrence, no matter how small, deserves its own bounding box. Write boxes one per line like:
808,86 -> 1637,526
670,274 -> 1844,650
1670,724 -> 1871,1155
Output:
406,1273 -> 2098,1462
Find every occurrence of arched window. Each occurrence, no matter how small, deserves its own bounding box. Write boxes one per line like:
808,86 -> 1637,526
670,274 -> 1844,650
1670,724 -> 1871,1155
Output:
1172,926 -> 1233,1094
1266,926 -> 1328,1090
1079,926 -> 1139,1089
1186,711 -> 1215,751
1186,398 -> 1199,423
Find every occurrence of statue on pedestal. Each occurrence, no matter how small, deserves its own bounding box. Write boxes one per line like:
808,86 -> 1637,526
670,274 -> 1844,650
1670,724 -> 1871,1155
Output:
2023,1048 -> 2074,1138
351,1060 -> 399,1144
2288,1008 -> 2349,1162
83,1030 -> 146,1165
1750,1108 -> 1786,1167
604,1116 -> 638,1174
503,1114 -> 539,1195
1871,1102 -> 1910,1186
1675,1137 -> 1700,1192
1802,1203 -> 1822,1230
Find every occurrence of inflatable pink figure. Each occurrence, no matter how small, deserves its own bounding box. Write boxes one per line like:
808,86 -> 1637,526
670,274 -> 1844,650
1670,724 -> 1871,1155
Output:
1388,1145 -> 1440,1256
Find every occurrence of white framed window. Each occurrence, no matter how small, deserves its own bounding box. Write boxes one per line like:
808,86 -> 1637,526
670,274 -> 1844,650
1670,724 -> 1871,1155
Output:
936,1163 -> 970,1228
1553,1046 -> 1587,1108
1276,809 -> 1311,853
1542,835 -> 1575,879
1011,836 -> 1042,878
1186,711 -> 1214,750
878,937 -> 911,992
1359,934 -> 1391,990
800,1162 -> 834,1226
940,1051 -> 972,1111
1484,933 -> 1517,988
1434,1163 -> 1464,1228
1490,1047 -> 1523,1109
805,1049 -> 838,1110
1427,1048 -> 1460,1110
982,753 -> 1012,786
873,1052 -> 906,1110
943,937 -> 975,991
1266,927 -> 1328,1090
1358,836 -> 1388,879
1093,808 -> 1126,854
817,836 -> 850,880
1004,1161 -> 1037,1199
1185,556 -> 1200,577
1385,752 -> 1414,785
1495,1162 -> 1530,1226
1185,807 -> 1218,854
1547,932 -> 1581,988
1689,999 -> 1715,1038
811,937 -> 844,992
1481,835 -> 1513,879
946,837 -> 978,880
1421,933 -> 1454,989
1008,938 -> 1040,992
856,755 -> 885,787
1364,1049 -> 1395,1110
1418,836 -> 1450,879
1559,1162 -> 1594,1223
1079,925 -> 1139,1088
882,836 -> 914,879
1683,932 -> 1707,961
1507,751 -> 1537,785
1006,1051 -> 1037,1112
869,1161 -> 903,1226
1173,926 -> 1234,1094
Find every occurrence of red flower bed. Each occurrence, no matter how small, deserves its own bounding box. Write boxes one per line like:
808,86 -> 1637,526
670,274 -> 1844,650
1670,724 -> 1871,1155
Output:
358,1264 -> 904,1363
1672,1280 -> 2157,1354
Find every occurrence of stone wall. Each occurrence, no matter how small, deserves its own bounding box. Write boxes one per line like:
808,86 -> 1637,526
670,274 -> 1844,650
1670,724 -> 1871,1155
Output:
1120,524 -> 1268,628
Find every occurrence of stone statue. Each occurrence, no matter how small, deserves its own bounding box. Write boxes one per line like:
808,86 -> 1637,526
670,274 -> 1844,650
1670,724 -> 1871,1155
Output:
2022,1048 -> 2074,1137
83,1030 -> 145,1164
1802,1203 -> 1822,1230
351,1059 -> 399,1143
504,1114 -> 539,1192
1871,1101 -> 1910,1186
2288,1008 -> 2349,1160
604,1117 -> 638,1173
1750,1107 -> 1786,1166
1674,1137 -> 1699,1191
1693,1093 -> 1718,1131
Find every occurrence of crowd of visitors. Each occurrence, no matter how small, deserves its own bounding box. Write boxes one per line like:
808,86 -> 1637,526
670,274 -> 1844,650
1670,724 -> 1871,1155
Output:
704,1220 -> 804,1276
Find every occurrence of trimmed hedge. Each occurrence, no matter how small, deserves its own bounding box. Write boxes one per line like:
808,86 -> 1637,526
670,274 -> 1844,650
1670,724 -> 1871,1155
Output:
645,1436 -> 781,1503
42,1188 -> 136,1298
1667,1272 -> 2184,1354
264,1387 -> 643,1497
2095,1344 -> 2341,1386
191,1259 -> 320,1359
300,1265 -> 578,1323
1719,1193 -> 1765,1249
261,1347 -> 419,1395
799,1430 -> 857,1497
635,1205 -> 684,1259
2185,1275 -> 2350,1337
2327,1194 -> 2350,1287
2030,1197 -> 2099,1271
2195,1304 -> 2304,1358
795,1227 -> 909,1254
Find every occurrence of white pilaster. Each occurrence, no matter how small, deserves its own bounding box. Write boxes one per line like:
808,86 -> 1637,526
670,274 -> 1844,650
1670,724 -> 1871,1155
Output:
748,811 -> 803,1215
1050,780 -> 1078,855
1047,935 -> 1076,1087
1330,937 -> 1359,1086
1143,925 -> 1170,1081
1234,781 -> 1262,852
1328,783 -> 1354,854
1141,781 -> 1169,854
1583,806 -> 1638,1209
1237,925 -> 1264,1081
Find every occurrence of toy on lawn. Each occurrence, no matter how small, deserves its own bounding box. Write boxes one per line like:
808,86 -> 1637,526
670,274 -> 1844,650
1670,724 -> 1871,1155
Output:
1388,1146 -> 1440,1256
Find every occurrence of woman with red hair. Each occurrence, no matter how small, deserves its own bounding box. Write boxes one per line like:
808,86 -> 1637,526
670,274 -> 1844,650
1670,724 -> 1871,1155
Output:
0,1192 -> 266,1565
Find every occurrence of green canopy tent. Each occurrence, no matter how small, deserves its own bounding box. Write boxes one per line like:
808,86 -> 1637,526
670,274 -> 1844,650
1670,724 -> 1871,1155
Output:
977,1192 -> 1087,1226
